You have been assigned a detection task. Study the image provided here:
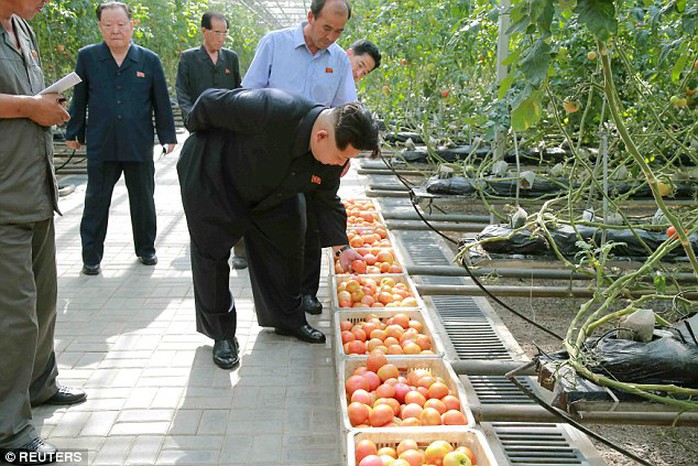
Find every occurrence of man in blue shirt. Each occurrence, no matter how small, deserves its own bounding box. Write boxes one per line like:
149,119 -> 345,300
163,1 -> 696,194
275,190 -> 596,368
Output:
242,0 -> 357,317
242,0 -> 356,108
66,2 -> 177,275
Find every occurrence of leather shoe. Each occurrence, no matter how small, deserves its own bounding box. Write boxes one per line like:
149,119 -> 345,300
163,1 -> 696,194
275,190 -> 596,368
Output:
0,437 -> 57,465
138,254 -> 158,266
81,263 -> 100,275
275,324 -> 326,344
300,295 -> 322,315
231,256 -> 248,270
212,338 -> 240,369
35,385 -> 86,406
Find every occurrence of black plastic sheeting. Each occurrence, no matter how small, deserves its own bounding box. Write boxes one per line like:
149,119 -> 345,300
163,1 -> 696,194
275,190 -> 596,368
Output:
424,175 -> 697,199
395,145 -> 571,164
538,320 -> 698,408
426,176 -> 568,198
586,317 -> 698,388
477,224 -> 698,259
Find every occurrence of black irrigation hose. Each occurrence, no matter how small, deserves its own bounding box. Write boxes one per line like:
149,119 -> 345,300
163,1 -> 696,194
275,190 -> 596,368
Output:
55,149 -> 78,171
377,156 -> 656,465
379,155 -> 565,341
506,362 -> 654,466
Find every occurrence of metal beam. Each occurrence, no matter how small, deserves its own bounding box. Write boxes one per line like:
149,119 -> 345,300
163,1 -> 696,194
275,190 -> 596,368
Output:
416,284 -> 698,300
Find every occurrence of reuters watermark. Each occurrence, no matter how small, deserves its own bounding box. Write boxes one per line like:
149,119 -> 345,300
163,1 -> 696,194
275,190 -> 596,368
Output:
2,449 -> 87,465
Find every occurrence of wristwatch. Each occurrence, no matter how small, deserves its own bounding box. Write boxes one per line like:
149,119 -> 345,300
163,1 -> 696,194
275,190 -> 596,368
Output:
335,245 -> 352,257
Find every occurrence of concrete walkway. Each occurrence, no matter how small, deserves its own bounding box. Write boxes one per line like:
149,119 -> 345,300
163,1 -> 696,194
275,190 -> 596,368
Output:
26,137 -> 361,465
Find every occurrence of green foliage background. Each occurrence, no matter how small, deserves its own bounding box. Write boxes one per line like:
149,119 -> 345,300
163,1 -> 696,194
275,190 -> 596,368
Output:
30,0 -> 266,95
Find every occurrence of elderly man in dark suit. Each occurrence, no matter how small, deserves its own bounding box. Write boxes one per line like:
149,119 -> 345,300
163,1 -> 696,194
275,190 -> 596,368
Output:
175,11 -> 248,270
177,88 -> 378,369
65,1 -> 176,275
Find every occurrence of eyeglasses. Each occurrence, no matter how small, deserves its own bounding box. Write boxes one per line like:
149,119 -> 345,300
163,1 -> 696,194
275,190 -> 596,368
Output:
205,29 -> 228,37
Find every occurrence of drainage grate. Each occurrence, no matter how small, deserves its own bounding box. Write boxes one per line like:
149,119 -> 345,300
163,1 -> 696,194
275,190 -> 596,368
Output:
443,322 -> 512,359
430,296 -> 486,320
393,229 -> 451,266
468,376 -> 536,404
492,423 -> 586,465
365,174 -> 410,190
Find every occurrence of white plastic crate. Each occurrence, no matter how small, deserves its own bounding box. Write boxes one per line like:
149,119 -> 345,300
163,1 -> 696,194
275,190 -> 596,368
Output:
347,428 -> 499,465
346,224 -> 394,249
331,274 -> 423,310
342,197 -> 381,213
332,247 -> 406,275
339,357 -> 476,432
334,309 -> 445,359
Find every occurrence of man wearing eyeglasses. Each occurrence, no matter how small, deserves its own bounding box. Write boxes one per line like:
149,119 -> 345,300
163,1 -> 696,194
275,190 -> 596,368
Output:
176,12 -> 247,269
65,1 -> 177,275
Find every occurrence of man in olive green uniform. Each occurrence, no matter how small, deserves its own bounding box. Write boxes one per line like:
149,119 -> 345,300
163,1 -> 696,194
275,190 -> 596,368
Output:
0,0 -> 86,462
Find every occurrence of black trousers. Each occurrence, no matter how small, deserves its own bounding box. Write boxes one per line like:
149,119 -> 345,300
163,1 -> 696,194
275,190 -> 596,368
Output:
300,192 -> 322,297
81,159 -> 156,265
184,194 -> 308,340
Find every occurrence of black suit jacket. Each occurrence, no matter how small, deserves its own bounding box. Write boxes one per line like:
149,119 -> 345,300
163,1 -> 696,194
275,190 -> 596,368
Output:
177,88 -> 348,247
175,46 -> 241,118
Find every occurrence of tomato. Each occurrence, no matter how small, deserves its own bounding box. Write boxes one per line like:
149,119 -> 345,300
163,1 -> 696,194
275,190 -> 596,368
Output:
587,51 -> 597,60
563,100 -> 580,114
667,226 -> 678,238
657,181 -> 671,197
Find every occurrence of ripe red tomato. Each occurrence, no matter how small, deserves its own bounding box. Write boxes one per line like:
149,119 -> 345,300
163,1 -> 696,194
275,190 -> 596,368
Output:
667,226 -> 678,238
351,260 -> 367,274
441,89 -> 449,98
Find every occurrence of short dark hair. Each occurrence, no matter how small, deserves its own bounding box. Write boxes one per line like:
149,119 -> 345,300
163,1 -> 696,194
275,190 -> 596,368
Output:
310,0 -> 352,20
331,102 -> 380,155
202,12 -> 228,30
350,39 -> 381,69
96,2 -> 131,21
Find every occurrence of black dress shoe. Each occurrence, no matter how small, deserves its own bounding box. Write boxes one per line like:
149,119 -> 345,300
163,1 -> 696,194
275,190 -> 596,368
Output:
212,338 -> 240,369
138,254 -> 158,266
81,263 -> 100,275
300,295 -> 323,315
231,256 -> 248,270
36,385 -> 87,406
275,324 -> 326,344
1,437 -> 57,465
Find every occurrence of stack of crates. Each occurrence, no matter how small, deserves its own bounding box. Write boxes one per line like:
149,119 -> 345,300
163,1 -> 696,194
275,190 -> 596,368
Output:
331,198 -> 499,465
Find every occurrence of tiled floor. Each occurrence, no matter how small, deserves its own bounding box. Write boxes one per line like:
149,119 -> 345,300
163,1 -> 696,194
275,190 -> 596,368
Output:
24,137 -> 362,465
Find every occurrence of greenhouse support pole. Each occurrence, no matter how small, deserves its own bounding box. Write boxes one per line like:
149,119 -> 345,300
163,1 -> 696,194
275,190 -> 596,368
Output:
494,0 -> 511,161
601,131 -> 609,244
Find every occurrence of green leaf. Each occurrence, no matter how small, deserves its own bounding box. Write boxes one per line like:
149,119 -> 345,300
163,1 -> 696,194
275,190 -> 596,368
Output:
511,95 -> 542,132
670,43 -> 689,83
574,0 -> 618,41
519,38 -> 552,87
498,72 -> 516,100
529,0 -> 555,33
502,48 -> 521,66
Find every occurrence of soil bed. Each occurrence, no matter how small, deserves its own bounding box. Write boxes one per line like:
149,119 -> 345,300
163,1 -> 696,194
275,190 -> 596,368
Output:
425,197 -> 698,465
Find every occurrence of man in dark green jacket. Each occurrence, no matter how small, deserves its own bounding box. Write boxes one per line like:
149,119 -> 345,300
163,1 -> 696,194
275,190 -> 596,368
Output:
177,88 -> 377,369
1,1 -> 86,463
